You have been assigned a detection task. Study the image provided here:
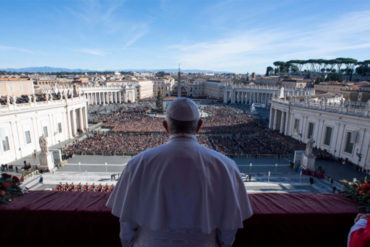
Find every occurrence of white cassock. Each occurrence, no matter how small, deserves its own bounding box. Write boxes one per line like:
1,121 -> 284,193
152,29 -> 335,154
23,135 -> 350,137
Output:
106,134 -> 253,247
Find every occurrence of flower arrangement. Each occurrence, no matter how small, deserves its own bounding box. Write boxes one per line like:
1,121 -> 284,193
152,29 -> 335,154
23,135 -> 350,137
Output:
53,183 -> 114,192
343,179 -> 370,213
0,173 -> 26,204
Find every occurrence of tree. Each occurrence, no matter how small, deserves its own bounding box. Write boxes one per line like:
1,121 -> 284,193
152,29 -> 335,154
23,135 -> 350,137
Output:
325,72 -> 343,82
156,71 -> 168,77
273,61 -> 289,73
265,66 -> 273,76
356,60 -> 370,76
156,90 -> 164,112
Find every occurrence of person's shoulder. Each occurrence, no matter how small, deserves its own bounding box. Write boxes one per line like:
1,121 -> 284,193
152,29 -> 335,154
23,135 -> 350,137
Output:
127,143 -> 168,166
198,144 -> 237,168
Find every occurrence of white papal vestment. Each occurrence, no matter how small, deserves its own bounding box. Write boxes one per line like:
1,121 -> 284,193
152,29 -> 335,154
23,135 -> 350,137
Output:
106,134 -> 253,247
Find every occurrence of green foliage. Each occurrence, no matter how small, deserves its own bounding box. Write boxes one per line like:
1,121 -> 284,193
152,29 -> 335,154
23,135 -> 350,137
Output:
271,58 -> 368,78
325,73 -> 343,82
156,71 -> 168,77
356,62 -> 370,76
156,91 -> 164,112
342,180 -> 370,213
265,66 -> 273,76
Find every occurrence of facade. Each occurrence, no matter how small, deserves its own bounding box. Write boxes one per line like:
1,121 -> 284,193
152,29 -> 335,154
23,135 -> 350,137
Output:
153,78 -> 175,97
136,80 -> 154,99
0,95 -> 88,163
269,98 -> 370,168
187,81 -> 225,99
79,86 -> 136,104
314,82 -> 352,94
0,78 -> 34,97
224,85 -> 315,106
73,76 -> 90,84
254,76 -> 280,86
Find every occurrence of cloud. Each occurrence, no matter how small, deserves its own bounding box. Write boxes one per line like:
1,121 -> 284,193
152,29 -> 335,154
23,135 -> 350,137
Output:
0,45 -> 34,54
67,0 -> 149,49
123,23 -> 150,48
170,10 -> 370,73
76,48 -> 105,56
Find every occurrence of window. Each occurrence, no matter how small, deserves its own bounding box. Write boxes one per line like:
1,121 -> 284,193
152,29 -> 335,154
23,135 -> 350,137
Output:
19,85 -> 23,90
2,136 -> 10,151
43,126 -> 48,137
293,119 -> 300,134
307,122 -> 314,139
9,85 -> 14,91
344,132 -> 354,154
58,123 -> 62,133
323,127 -> 332,146
25,131 -> 31,144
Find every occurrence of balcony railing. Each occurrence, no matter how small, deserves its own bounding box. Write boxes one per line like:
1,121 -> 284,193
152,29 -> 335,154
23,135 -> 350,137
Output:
0,191 -> 358,247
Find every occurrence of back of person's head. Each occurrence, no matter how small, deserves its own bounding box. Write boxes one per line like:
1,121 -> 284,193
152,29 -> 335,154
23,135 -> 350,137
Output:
165,97 -> 201,134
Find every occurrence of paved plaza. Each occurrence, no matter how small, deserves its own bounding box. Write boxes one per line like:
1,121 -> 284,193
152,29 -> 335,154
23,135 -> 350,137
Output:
27,155 -> 332,193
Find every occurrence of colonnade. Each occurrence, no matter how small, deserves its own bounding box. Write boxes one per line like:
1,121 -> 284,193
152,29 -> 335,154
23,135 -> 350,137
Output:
67,106 -> 88,137
224,87 -> 315,106
85,91 -> 124,105
269,107 -> 289,135
269,99 -> 370,168
224,89 -> 276,105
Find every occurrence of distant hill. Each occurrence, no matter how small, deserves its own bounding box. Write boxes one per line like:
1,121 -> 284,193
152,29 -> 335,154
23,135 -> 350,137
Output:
1,66 -> 94,73
0,66 -> 229,73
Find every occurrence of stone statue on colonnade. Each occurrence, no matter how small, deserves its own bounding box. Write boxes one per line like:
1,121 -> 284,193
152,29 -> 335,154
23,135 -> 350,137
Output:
39,135 -> 48,153
38,135 -> 54,171
305,139 -> 314,156
302,138 -> 316,171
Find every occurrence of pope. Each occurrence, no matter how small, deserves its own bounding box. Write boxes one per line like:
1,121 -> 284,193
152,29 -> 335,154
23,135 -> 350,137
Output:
107,97 -> 253,247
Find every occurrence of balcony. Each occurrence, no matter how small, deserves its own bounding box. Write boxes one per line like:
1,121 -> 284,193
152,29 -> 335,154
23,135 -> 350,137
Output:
0,191 -> 358,247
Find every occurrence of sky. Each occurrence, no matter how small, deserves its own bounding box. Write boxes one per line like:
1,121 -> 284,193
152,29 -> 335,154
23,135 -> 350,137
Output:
1,0 -> 370,73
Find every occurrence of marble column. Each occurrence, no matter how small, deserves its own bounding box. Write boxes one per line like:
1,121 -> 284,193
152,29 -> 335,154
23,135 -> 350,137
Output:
280,111 -> 285,134
79,108 -> 84,133
83,107 -> 88,131
223,90 -> 228,104
71,110 -> 76,136
269,108 -> 274,129
284,112 -> 289,135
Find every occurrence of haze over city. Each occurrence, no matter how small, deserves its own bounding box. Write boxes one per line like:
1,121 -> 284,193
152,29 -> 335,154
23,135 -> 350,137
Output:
1,0 -> 370,73
1,1 -> 370,246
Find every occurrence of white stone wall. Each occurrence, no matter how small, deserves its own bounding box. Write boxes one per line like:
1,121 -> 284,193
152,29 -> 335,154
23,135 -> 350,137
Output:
270,99 -> 370,168
0,96 -> 88,164
137,81 -> 154,99
202,82 -> 225,99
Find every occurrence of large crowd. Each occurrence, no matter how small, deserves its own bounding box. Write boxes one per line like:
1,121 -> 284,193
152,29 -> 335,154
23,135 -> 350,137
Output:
89,103 -> 261,134
61,102 -> 307,158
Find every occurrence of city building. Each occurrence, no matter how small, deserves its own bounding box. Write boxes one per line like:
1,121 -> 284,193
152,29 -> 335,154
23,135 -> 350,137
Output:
0,78 -> 34,97
269,98 -> 370,168
0,94 -> 88,163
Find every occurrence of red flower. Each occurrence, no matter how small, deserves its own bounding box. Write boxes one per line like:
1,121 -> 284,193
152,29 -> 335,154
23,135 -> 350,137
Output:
12,176 -> 20,183
360,183 -> 370,192
2,182 -> 12,189
0,190 -> 6,197
1,173 -> 11,179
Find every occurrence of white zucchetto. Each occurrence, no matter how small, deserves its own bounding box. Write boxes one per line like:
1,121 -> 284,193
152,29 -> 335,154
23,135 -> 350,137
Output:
166,97 -> 200,121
